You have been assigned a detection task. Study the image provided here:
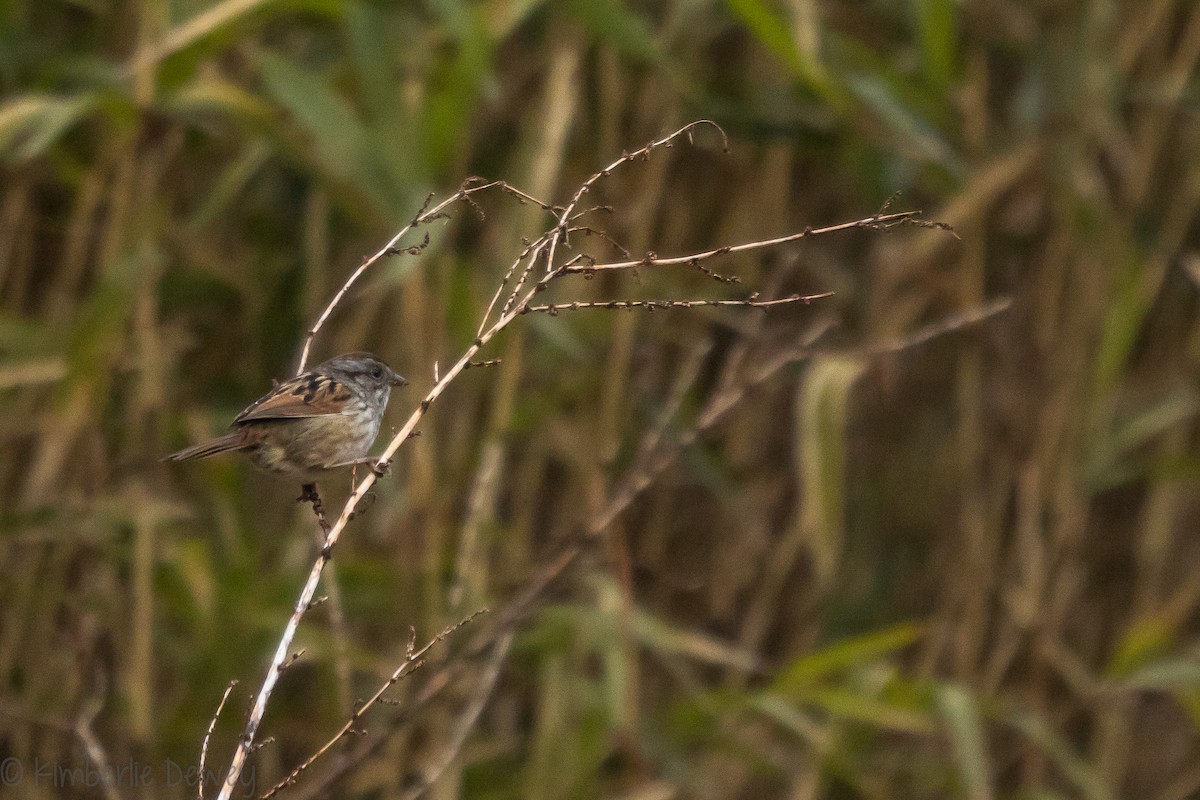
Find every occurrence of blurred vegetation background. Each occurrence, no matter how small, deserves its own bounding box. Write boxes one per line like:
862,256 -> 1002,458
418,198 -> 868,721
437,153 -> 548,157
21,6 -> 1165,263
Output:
2,0 -> 1200,798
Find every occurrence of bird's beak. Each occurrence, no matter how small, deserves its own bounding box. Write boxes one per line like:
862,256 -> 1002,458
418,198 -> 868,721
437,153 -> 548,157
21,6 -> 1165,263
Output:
391,372 -> 408,387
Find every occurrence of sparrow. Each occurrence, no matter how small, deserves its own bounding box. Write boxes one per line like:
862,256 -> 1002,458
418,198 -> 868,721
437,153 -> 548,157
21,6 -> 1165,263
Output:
166,352 -> 407,481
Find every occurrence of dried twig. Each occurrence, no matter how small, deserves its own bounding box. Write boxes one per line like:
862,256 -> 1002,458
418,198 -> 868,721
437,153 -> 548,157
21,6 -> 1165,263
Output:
863,297 -> 1011,355
304,506 -> 354,717
198,681 -> 237,800
213,121 -> 936,800
559,211 -> 929,276
259,611 -> 486,799
397,631 -> 512,800
521,292 -> 832,315
74,692 -> 122,800
297,180 -> 555,373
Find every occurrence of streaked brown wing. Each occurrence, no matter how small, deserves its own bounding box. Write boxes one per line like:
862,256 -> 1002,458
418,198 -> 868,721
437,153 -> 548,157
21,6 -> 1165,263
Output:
234,371 -> 353,423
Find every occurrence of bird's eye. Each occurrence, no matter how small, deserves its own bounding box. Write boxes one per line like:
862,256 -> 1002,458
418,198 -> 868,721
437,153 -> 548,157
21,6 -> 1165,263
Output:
371,365 -> 383,379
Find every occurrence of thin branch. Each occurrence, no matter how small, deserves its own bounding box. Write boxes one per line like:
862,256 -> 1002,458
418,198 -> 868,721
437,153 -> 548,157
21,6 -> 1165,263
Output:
543,120 -> 727,276
215,122 -> 946,800
397,632 -> 513,800
566,225 -> 631,260
74,692 -> 123,800
863,297 -> 1012,355
521,292 -> 833,315
259,611 -> 486,799
215,549 -> 332,799
304,502 -> 353,718
629,340 -> 714,483
560,211 -> 928,276
479,179 -> 561,214
198,681 -> 238,800
496,238 -> 548,328
298,180 -> 554,373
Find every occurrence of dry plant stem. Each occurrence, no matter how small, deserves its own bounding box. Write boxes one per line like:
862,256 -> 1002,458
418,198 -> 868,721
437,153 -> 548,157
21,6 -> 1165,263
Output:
498,239 -> 547,317
865,297 -> 1012,355
561,210 -> 926,275
297,484 -> 351,712
0,698 -> 120,800
541,120 -> 729,278
481,121 -> 725,336
312,530 -> 355,716
480,236 -> 548,338
289,630 -> 514,800
397,631 -> 513,800
198,681 -> 238,800
638,342 -> 714,484
297,180 -> 556,373
219,122 -> 938,800
259,611 -> 486,800
75,694 -> 122,800
522,293 -> 832,314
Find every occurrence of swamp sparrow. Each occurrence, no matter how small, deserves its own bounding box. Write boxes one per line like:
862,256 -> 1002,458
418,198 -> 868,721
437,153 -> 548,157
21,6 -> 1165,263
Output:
166,352 -> 407,481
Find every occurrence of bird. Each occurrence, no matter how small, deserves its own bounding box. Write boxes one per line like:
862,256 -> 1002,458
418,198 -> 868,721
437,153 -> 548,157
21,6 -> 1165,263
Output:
165,352 -> 407,482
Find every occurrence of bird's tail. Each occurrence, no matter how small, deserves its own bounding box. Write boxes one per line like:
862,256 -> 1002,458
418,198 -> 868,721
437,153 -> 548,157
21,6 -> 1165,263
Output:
164,431 -> 247,462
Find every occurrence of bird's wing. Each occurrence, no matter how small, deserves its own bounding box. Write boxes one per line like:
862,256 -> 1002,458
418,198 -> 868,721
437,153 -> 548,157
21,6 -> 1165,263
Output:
234,371 -> 354,422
